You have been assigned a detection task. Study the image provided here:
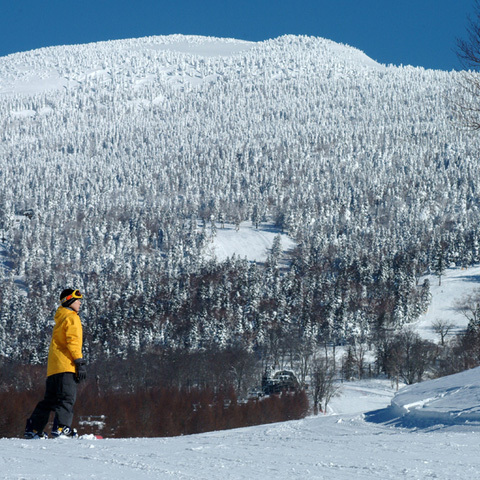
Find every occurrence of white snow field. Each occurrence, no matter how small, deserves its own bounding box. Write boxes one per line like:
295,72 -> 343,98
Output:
203,222 -> 296,263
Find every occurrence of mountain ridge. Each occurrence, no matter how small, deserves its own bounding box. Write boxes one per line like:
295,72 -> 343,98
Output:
0,34 -> 386,97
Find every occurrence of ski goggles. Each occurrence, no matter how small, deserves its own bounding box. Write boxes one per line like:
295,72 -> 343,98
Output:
60,289 -> 83,304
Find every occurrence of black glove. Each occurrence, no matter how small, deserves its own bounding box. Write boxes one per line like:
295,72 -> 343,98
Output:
74,358 -> 87,383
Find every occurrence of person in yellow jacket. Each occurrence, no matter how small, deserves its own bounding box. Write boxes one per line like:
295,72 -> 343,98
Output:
24,289 -> 87,439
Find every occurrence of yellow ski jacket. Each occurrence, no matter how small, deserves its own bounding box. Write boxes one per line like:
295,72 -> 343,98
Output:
47,306 -> 83,377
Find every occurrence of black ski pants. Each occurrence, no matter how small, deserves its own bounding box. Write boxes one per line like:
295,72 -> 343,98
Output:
28,372 -> 77,432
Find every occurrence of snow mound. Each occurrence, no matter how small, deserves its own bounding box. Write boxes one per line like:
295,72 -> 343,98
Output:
366,366 -> 480,429
137,34 -> 256,57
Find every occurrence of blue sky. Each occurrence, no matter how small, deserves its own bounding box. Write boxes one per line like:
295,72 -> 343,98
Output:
0,1 -> 474,70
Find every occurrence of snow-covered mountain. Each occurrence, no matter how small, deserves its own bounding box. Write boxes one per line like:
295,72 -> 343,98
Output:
0,33 -> 479,361
3,368 -> 480,479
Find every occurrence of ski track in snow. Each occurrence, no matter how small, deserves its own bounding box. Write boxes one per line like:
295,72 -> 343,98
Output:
2,413 -> 480,479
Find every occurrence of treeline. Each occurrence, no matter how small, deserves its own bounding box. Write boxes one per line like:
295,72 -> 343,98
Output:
341,298 -> 480,387
0,232 -> 434,367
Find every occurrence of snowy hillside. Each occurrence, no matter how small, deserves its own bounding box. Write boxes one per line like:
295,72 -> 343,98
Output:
413,265 -> 480,341
386,366 -> 480,428
3,370 -> 480,479
0,36 -> 255,96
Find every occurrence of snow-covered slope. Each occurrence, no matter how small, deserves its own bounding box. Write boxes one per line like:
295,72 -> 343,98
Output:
5,259 -> 480,477
3,371 -> 480,479
412,265 -> 480,341
0,36 -> 253,96
0,35 -> 382,95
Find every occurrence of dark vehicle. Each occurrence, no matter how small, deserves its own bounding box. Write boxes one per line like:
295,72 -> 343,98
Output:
261,369 -> 299,396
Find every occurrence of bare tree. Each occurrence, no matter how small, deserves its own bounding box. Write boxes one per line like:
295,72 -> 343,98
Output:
341,347 -> 356,381
456,0 -> 480,129
458,1 -> 480,69
431,319 -> 455,346
388,330 -> 437,385
310,356 -> 339,415
341,342 -> 368,380
454,291 -> 480,329
352,342 -> 368,378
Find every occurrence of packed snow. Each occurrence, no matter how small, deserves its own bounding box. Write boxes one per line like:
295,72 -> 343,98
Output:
386,367 -> 480,429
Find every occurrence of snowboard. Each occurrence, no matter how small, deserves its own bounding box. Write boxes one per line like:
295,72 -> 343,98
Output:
23,433 -> 104,440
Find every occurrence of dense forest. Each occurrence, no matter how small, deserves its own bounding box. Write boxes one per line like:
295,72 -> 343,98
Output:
1,35 -> 480,397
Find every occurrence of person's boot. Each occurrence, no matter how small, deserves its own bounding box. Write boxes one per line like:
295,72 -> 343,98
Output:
51,425 -> 78,438
24,419 -> 48,439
